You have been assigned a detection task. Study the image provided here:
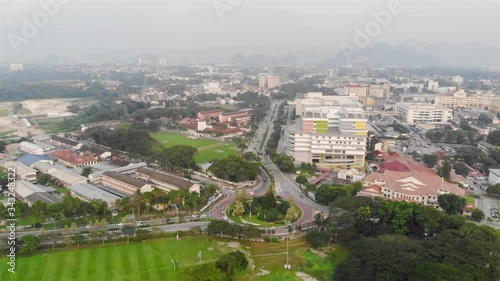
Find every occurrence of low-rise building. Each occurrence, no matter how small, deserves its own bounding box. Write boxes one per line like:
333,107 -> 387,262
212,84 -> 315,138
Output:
15,181 -> 61,206
4,162 -> 37,181
358,152 -> 465,207
47,168 -> 88,187
49,135 -> 82,149
488,169 -> 500,186
135,167 -> 201,193
477,141 -> 498,154
101,171 -> 152,196
19,142 -> 45,155
51,149 -> 97,167
17,154 -> 54,167
68,183 -> 121,207
197,110 -> 223,121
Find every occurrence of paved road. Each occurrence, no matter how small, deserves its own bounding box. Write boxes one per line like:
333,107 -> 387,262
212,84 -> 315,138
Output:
3,221 -> 210,238
476,197 -> 500,219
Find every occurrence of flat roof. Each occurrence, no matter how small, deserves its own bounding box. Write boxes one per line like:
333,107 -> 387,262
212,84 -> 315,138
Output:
69,183 -> 121,203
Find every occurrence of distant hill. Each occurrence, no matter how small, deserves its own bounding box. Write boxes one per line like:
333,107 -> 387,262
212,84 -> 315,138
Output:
327,43 -> 441,67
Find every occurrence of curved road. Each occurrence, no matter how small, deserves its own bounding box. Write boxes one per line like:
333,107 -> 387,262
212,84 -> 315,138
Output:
206,100 -> 328,234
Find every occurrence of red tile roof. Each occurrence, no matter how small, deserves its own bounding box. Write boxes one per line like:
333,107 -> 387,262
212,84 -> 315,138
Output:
51,149 -> 96,166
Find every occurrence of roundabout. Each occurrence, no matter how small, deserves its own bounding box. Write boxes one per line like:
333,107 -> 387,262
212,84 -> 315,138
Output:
225,191 -> 302,227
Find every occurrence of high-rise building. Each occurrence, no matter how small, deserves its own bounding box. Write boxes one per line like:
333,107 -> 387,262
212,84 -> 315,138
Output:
259,74 -> 280,89
327,68 -> 338,79
158,58 -> 168,66
427,80 -> 439,92
284,96 -> 367,169
272,65 -> 289,84
10,64 -> 23,71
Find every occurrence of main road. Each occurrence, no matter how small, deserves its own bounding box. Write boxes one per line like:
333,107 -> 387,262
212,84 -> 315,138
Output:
207,100 -> 328,233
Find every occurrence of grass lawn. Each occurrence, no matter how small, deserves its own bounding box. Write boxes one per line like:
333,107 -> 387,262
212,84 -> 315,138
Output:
151,131 -> 239,163
51,184 -> 70,195
242,238 -> 337,281
226,201 -> 302,227
0,236 -> 226,281
466,193 -> 476,206
0,234 -> 337,281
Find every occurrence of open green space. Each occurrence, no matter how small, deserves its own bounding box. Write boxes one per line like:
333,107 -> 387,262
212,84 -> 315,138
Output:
466,193 -> 476,206
151,131 -> 238,163
244,238 -> 339,281
226,199 -> 302,227
0,236 -> 226,281
0,235 -> 336,281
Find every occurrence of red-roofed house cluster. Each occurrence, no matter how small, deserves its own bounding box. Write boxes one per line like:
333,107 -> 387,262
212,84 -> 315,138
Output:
358,151 -> 466,208
178,109 -> 253,138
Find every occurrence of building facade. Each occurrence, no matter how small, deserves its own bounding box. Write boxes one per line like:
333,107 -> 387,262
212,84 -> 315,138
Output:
434,90 -> 500,112
284,99 -> 367,169
395,103 -> 453,124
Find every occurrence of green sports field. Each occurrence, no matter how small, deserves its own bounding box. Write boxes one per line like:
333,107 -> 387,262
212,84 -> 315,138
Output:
151,132 -> 239,163
1,237 -> 224,281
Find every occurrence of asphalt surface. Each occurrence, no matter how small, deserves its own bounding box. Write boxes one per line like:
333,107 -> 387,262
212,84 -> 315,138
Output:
206,101 -> 328,234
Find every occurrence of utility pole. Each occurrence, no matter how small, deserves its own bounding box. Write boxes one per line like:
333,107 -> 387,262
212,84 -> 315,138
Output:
284,220 -> 291,269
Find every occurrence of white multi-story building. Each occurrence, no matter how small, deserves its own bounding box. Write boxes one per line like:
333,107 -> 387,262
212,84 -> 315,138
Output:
284,99 -> 367,169
10,64 -> 23,71
434,89 -> 500,112
488,169 -> 500,186
395,103 -> 453,124
327,68 -> 338,79
427,80 -> 439,92
295,92 -> 359,116
451,76 -> 464,84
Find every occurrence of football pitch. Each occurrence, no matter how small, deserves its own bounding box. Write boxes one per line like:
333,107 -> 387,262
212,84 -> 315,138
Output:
151,132 -> 239,163
1,236 -> 224,281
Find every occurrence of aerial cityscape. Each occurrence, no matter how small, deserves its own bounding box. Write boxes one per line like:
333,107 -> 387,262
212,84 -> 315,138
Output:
1,1 -> 500,281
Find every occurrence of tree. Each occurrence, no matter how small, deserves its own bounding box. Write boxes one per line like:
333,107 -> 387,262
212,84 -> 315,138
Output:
471,209 -> 485,222
295,175 -> 308,189
441,160 -> 451,179
31,201 -> 48,219
237,142 -> 247,155
242,152 -> 258,163
37,174 -> 52,185
135,229 -> 151,241
81,167 -> 93,177
285,202 -> 299,222
215,251 -> 248,281
181,262 -> 225,281
487,130 -> 500,146
72,233 -> 85,248
90,199 -> 108,218
20,235 -> 40,253
232,201 -> 245,217
486,184 -> 500,197
152,227 -> 163,239
438,194 -> 466,215
477,113 -> 493,126
208,155 -> 260,182
121,225 -> 136,244
423,154 -> 439,167
453,162 -> 469,177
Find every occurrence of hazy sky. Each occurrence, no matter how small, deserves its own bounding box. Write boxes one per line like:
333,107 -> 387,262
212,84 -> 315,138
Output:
0,0 -> 498,63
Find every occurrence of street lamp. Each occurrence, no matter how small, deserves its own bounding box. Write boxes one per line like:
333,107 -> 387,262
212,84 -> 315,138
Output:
284,220 -> 291,270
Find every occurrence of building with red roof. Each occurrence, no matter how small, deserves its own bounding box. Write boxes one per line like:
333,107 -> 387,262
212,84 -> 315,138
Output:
51,149 -> 97,168
197,110 -> 223,121
359,154 -> 465,207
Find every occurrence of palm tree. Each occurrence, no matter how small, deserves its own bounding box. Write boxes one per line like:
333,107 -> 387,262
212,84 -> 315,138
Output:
238,142 -> 247,155
314,213 -> 325,232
